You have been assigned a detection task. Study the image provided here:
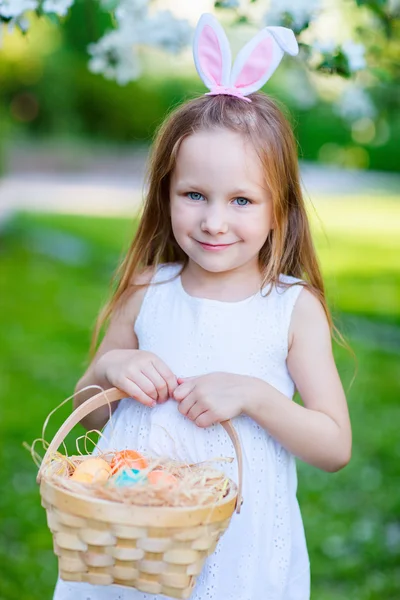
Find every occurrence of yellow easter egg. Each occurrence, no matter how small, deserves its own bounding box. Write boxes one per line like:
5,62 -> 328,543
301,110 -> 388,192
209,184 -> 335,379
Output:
70,457 -> 111,484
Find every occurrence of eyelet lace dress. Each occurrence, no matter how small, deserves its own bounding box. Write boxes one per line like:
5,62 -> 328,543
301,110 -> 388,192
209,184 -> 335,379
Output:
53,263 -> 310,600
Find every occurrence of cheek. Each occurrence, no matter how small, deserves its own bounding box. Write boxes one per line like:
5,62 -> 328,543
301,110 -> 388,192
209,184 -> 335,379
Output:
260,204 -> 274,234
240,208 -> 273,241
170,198 -> 182,226
170,201 -> 192,238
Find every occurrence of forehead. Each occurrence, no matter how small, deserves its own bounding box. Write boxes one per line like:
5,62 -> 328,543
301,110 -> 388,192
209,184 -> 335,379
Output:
173,128 -> 264,186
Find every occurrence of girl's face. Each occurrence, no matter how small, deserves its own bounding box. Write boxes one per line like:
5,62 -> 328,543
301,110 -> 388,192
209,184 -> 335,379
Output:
169,128 -> 274,278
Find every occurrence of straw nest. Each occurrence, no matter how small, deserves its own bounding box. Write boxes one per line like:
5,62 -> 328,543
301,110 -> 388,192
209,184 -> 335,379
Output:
39,450 -> 234,509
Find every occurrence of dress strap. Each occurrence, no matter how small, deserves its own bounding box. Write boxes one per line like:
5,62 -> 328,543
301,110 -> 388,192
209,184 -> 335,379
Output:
275,275 -> 305,352
134,263 -> 182,336
151,262 -> 182,284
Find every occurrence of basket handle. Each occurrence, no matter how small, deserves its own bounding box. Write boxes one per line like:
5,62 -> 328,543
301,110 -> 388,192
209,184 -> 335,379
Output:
37,387 -> 243,514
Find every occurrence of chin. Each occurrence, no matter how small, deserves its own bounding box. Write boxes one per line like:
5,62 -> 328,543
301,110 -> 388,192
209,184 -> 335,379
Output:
200,264 -> 230,273
194,256 -> 243,274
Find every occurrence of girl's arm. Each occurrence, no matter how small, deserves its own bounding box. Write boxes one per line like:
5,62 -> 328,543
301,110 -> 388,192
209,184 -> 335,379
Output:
245,288 -> 352,472
73,271 -> 152,431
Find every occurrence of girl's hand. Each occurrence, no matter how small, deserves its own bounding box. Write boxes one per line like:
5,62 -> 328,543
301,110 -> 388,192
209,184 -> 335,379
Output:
95,349 -> 178,407
173,372 -> 248,427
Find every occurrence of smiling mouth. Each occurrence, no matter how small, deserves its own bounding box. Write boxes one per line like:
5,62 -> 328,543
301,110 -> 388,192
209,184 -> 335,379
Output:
196,240 -> 236,250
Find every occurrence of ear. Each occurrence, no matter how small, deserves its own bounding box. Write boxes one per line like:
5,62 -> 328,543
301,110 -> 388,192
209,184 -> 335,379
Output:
193,13 -> 232,90
229,26 -> 298,95
266,26 -> 299,56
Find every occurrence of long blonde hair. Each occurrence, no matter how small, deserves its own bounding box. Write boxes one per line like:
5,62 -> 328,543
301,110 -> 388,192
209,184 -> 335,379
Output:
90,92 -> 336,357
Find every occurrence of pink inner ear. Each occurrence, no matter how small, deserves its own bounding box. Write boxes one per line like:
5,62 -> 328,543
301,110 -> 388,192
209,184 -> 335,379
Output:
198,24 -> 223,86
235,37 -> 273,88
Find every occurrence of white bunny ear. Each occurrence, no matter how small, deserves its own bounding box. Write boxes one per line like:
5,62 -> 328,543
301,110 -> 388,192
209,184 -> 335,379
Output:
229,26 -> 299,95
266,26 -> 299,56
193,13 -> 232,90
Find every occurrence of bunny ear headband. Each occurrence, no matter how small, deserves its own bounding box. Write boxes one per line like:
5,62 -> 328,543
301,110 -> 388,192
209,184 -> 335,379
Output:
193,13 -> 299,102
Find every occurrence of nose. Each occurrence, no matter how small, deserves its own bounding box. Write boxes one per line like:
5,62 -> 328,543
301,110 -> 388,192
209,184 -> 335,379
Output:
200,203 -> 228,235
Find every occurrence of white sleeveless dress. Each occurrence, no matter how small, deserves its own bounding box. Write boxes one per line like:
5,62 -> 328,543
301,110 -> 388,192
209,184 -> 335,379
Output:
53,263 -> 310,600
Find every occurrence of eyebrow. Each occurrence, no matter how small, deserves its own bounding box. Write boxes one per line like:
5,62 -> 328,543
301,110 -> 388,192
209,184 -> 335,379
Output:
174,181 -> 263,197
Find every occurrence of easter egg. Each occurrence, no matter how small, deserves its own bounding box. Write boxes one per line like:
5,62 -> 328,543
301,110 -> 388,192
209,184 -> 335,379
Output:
112,468 -> 147,487
148,470 -> 177,486
70,457 -> 111,484
110,450 -> 148,474
70,471 -> 93,484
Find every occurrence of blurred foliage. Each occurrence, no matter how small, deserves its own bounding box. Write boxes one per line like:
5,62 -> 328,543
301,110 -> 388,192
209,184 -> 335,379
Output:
310,197 -> 400,324
0,2 -> 399,171
0,197 -> 400,598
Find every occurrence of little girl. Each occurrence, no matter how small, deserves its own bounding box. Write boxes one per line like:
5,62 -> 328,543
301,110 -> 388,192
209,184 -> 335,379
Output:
53,14 -> 351,600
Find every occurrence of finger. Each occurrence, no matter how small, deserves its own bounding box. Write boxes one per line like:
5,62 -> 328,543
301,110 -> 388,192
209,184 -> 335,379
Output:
187,402 -> 207,422
129,372 -> 158,401
152,359 -> 179,397
120,378 -> 156,407
177,393 -> 197,417
173,381 -> 196,402
195,411 -> 216,428
177,376 -> 196,385
141,365 -> 169,402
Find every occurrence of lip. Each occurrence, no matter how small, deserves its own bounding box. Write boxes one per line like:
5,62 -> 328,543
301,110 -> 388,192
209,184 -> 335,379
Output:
196,240 -> 236,251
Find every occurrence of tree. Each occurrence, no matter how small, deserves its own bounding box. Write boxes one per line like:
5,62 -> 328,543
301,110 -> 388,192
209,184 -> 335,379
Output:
1,0 -> 399,122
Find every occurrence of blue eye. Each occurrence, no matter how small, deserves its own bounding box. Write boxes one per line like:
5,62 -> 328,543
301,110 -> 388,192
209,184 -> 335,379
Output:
188,192 -> 204,201
233,197 -> 250,206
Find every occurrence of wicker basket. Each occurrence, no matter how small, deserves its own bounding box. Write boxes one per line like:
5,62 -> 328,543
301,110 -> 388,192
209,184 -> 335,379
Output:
37,387 -> 243,599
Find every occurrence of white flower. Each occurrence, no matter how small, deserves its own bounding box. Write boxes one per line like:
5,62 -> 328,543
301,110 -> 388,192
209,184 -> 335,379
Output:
115,0 -> 148,23
265,0 -> 321,30
0,0 -> 37,18
114,2 -> 192,53
88,30 -> 141,85
313,39 -> 336,55
42,0 -> 74,16
335,84 -> 376,122
141,11 -> 192,54
342,41 -> 366,72
87,1 -> 192,84
388,0 -> 400,14
6,13 -> 29,31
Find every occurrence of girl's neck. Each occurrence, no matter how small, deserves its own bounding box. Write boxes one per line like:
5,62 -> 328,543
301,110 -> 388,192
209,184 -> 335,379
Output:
180,260 -> 263,302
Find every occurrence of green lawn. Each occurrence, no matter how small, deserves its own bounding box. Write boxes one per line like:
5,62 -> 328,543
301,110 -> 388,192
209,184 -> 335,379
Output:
0,201 -> 399,599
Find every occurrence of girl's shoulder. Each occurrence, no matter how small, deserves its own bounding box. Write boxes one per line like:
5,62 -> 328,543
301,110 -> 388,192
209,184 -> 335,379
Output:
112,268 -> 154,322
133,266 -> 156,286
131,263 -> 181,288
129,262 -> 182,316
132,263 -> 182,335
275,274 -> 323,315
276,273 -> 304,289
271,274 -> 305,304
286,281 -> 329,350
271,275 -> 327,346
151,262 -> 182,284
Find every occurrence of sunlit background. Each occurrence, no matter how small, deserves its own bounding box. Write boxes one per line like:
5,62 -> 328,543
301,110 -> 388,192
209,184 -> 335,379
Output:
0,0 -> 399,598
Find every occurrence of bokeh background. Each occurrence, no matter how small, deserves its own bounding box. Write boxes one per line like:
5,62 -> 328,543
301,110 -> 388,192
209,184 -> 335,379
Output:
0,0 -> 399,599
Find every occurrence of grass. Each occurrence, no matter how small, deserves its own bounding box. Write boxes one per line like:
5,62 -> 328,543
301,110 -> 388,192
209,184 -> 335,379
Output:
0,199 -> 399,599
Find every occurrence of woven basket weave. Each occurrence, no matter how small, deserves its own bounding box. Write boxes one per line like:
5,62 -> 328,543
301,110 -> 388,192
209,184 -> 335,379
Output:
37,387 -> 243,599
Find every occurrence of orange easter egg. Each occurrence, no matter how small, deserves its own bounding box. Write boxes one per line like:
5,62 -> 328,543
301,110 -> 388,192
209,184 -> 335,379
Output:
70,471 -> 94,484
70,457 -> 111,484
148,470 -> 177,486
110,450 -> 148,474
